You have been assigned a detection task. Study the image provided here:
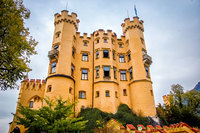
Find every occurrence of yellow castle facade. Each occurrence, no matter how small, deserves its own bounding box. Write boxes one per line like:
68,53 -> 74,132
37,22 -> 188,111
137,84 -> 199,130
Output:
10,9 -> 157,132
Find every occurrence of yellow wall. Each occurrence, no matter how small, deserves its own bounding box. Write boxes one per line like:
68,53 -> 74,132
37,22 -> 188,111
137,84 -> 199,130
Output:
10,9 -> 157,133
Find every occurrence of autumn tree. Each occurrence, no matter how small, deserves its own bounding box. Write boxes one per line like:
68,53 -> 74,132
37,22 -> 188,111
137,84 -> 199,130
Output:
16,98 -> 88,133
0,0 -> 37,90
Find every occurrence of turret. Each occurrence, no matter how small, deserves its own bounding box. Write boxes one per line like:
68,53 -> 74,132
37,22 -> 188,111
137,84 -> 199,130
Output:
44,10 -> 79,104
122,15 -> 156,116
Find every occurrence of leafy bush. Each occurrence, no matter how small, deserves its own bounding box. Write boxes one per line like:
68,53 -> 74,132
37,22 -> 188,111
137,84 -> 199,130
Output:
79,104 -> 150,132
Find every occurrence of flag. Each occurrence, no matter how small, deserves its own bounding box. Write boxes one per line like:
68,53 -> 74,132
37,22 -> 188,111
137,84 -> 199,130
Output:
134,5 -> 138,16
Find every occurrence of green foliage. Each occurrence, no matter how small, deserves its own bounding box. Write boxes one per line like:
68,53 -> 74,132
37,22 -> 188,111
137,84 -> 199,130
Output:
0,0 -> 37,90
157,84 -> 200,127
78,108 -> 113,133
79,104 -> 150,132
113,104 -> 149,127
16,98 -> 88,133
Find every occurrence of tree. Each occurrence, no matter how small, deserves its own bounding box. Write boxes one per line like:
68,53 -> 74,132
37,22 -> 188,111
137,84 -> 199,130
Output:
157,84 -> 200,127
0,0 -> 37,90
79,104 -> 150,132
16,98 -> 88,133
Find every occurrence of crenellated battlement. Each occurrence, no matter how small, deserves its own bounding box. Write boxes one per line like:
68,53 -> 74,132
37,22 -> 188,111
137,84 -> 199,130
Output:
78,32 -> 93,40
21,79 -> 46,91
54,10 -> 80,31
93,29 -> 117,39
121,17 -> 144,34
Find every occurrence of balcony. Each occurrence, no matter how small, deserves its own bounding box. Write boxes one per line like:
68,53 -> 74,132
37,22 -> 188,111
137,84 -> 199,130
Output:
48,50 -> 59,59
143,54 -> 152,65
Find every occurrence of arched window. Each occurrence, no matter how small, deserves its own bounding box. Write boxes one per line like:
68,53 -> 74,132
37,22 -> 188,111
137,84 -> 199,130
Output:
69,87 -> 72,94
47,85 -> 52,92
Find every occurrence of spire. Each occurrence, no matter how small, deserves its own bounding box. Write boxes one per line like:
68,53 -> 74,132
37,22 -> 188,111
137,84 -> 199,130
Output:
134,5 -> 138,17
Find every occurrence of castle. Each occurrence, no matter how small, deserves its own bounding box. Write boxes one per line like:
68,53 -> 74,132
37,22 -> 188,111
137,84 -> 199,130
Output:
9,9 -> 157,132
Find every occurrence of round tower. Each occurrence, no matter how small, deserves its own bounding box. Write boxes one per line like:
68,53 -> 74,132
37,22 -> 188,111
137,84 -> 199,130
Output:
121,16 -> 156,116
44,10 -> 79,104
93,29 -> 120,113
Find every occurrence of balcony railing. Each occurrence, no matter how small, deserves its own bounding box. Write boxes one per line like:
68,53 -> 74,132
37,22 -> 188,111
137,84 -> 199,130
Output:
48,50 -> 59,59
143,54 -> 152,65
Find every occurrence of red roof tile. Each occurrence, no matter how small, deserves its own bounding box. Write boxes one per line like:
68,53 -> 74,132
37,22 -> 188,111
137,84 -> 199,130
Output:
163,126 -> 169,129
147,125 -> 154,129
126,124 -> 136,130
192,128 -> 199,132
156,125 -> 162,129
120,125 -> 125,129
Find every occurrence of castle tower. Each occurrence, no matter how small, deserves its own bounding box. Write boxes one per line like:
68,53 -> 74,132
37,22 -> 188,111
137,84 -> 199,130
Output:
44,10 -> 79,103
93,29 -> 120,113
121,16 -> 156,116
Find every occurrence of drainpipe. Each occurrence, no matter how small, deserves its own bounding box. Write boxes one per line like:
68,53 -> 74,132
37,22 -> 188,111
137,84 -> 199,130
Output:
92,42 -> 94,108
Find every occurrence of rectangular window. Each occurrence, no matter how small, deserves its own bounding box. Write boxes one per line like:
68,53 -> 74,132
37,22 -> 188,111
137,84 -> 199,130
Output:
79,91 -> 86,99
129,67 -> 133,80
104,66 -> 110,77
71,65 -> 74,77
145,66 -> 149,77
82,53 -> 88,61
120,70 -> 126,80
112,39 -> 115,45
103,50 -> 109,58
72,48 -> 75,57
123,89 -> 127,96
29,101 -> 33,108
54,45 -> 59,51
96,67 -> 100,78
128,53 -> 131,61
84,42 -> 87,46
55,31 -> 60,38
51,62 -> 56,73
150,90 -> 153,96
82,69 -> 88,80
142,50 -> 146,55
113,67 -> 117,79
96,91 -> 99,97
115,91 -> 118,98
96,51 -> 99,59
119,55 -> 125,63
105,90 -> 110,97
113,51 -> 115,60
140,37 -> 144,44
119,44 -> 122,48
104,39 -> 107,43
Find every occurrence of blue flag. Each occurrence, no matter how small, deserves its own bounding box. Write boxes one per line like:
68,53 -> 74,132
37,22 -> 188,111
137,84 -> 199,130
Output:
134,5 -> 138,16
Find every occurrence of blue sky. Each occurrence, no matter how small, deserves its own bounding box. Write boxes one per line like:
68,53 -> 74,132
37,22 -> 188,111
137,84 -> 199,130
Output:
0,0 -> 200,132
